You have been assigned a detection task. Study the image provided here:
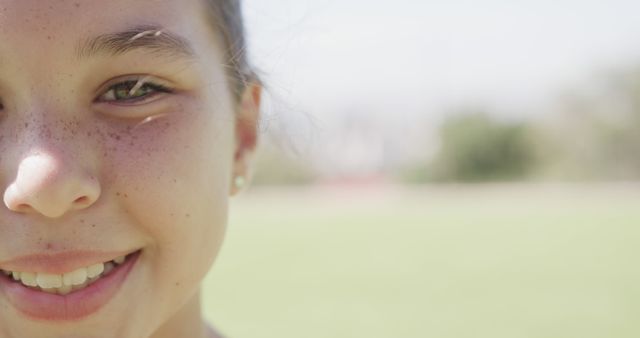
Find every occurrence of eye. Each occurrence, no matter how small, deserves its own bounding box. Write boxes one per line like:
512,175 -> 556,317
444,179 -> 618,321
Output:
96,77 -> 173,104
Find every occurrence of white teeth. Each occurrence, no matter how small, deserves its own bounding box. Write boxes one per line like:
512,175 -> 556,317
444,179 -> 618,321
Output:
20,272 -> 38,287
72,280 -> 89,291
41,287 -> 58,295
62,267 -> 88,286
57,285 -> 73,295
37,273 -> 63,289
1,252 -> 134,294
86,263 -> 104,279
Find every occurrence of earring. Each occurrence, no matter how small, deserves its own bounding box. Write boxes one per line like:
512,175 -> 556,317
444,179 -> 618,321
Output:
234,176 -> 246,189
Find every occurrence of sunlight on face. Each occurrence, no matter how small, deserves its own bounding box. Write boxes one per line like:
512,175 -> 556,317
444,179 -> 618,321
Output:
0,0 -> 251,337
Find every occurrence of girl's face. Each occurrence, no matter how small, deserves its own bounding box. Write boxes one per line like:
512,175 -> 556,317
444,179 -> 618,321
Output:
0,0 -> 258,337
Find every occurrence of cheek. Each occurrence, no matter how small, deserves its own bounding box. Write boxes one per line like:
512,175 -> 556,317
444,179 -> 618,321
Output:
99,108 -> 234,289
103,107 -> 234,202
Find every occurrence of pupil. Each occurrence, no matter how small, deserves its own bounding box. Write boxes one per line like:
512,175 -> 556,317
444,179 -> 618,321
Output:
116,82 -> 149,99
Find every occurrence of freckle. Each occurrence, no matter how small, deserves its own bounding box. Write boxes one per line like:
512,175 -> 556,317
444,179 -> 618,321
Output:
185,214 -> 190,218
46,243 -> 53,250
116,192 -> 121,196
91,224 -> 96,228
124,193 -> 129,198
175,282 -> 180,287
80,219 -> 85,223
87,131 -> 92,137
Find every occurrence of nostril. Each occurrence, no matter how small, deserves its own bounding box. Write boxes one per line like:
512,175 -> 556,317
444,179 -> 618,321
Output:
4,154 -> 102,217
16,204 -> 32,212
74,196 -> 90,205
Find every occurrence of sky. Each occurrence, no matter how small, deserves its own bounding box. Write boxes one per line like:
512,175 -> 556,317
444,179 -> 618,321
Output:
243,0 -> 640,123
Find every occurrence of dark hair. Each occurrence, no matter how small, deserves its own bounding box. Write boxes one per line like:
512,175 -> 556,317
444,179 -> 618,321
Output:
204,0 -> 257,101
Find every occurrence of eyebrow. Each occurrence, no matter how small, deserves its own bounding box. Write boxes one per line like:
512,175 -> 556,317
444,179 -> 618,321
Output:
75,24 -> 196,60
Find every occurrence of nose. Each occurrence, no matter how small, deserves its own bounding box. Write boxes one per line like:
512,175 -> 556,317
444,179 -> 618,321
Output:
3,153 -> 101,218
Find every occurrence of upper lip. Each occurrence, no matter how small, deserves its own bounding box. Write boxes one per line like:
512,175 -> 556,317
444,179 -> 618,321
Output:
0,250 -> 138,274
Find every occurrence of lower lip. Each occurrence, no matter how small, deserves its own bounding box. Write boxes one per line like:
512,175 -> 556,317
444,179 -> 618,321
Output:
0,250 -> 140,321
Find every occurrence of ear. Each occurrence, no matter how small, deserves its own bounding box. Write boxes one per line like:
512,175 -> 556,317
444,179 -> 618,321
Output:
230,82 -> 261,196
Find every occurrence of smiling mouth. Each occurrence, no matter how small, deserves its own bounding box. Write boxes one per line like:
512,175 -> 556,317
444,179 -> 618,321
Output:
0,251 -> 138,295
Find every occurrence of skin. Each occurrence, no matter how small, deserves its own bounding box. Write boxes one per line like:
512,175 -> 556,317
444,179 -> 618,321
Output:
0,0 -> 260,337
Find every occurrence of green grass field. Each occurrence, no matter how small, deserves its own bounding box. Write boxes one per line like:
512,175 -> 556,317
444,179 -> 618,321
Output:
202,183 -> 640,338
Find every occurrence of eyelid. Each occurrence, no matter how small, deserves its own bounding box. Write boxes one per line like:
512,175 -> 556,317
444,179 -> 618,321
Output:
94,74 -> 175,103
92,75 -> 179,120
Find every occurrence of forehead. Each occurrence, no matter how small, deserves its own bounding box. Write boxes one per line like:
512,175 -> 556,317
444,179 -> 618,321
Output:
0,0 -> 209,52
0,0 -> 200,25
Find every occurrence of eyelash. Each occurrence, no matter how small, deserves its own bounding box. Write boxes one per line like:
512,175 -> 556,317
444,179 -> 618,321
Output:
0,78 -> 173,111
96,78 -> 174,104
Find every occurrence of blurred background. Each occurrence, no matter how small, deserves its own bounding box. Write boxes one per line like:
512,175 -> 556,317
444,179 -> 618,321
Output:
202,1 -> 640,337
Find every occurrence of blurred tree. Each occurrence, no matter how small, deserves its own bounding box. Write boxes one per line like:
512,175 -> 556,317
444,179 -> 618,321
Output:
540,65 -> 640,180
402,63 -> 640,184
426,112 -> 537,182
595,67 -> 640,178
